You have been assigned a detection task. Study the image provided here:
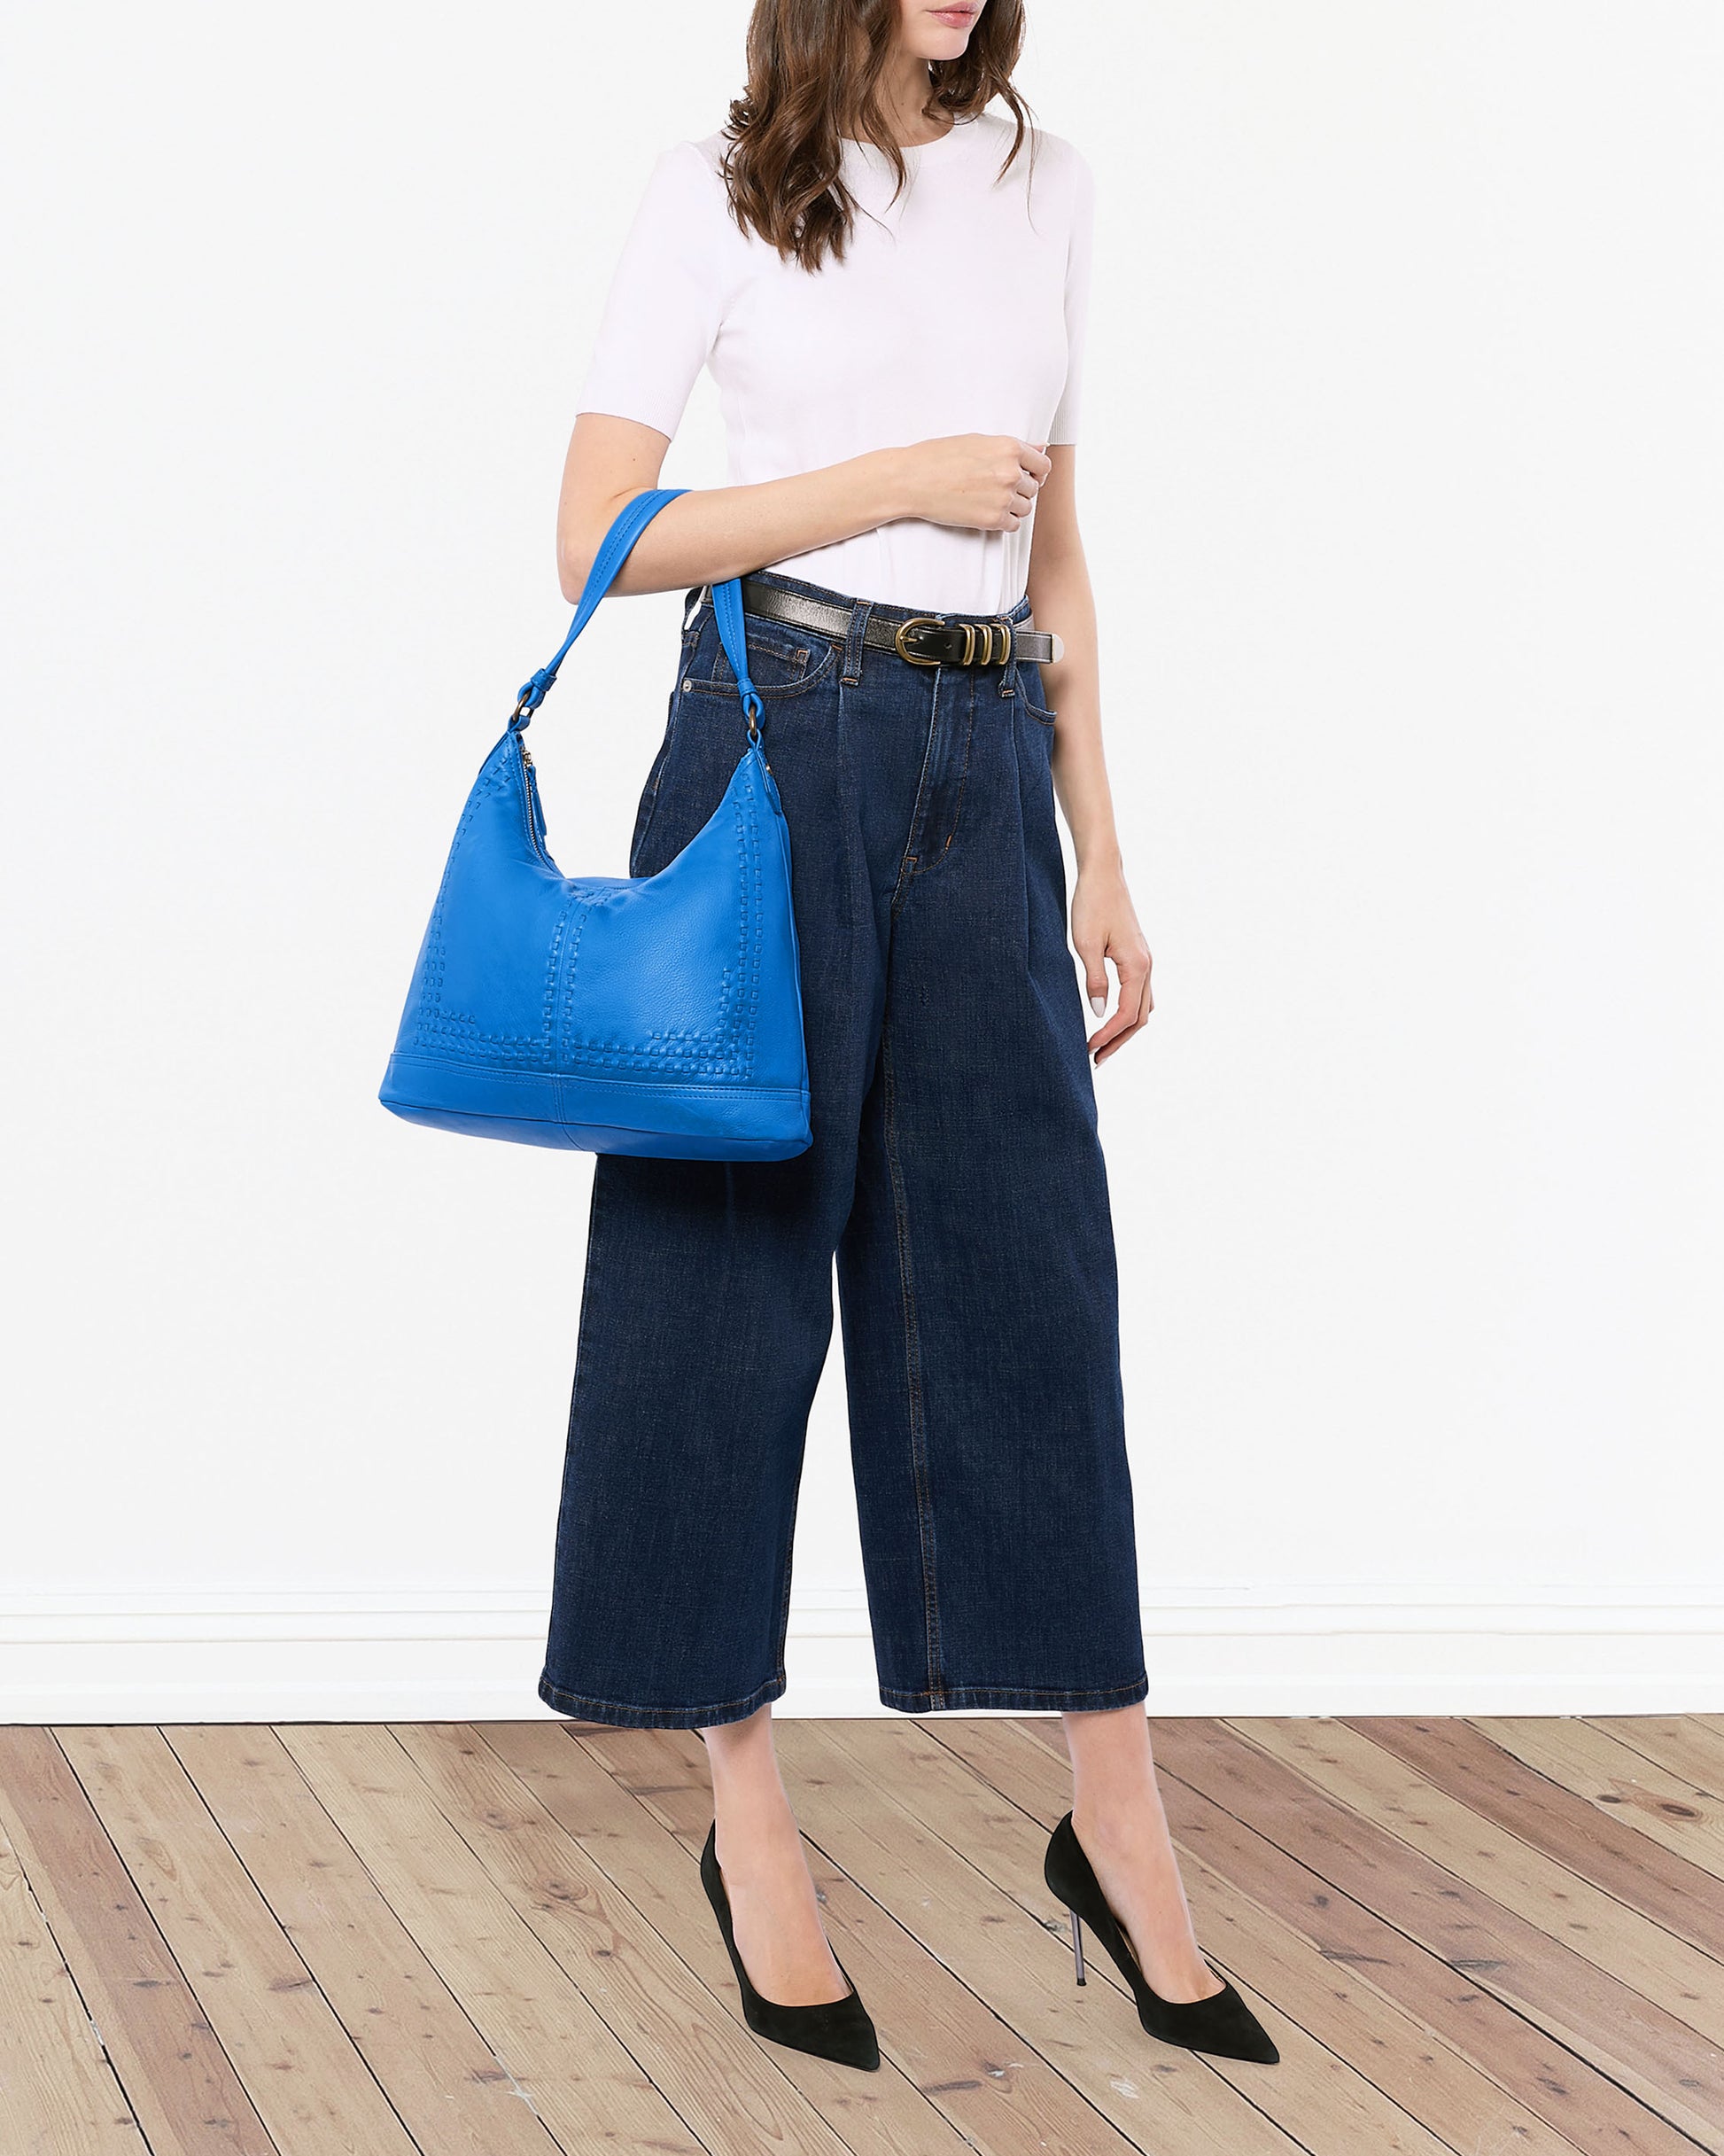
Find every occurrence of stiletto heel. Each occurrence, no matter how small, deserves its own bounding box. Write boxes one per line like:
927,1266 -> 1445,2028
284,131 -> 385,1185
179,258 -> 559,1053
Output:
1044,1811 -> 1279,2065
700,1820 -> 881,2071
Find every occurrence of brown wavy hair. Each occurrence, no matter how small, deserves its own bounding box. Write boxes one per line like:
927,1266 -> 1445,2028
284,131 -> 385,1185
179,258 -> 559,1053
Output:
720,0 -> 1035,272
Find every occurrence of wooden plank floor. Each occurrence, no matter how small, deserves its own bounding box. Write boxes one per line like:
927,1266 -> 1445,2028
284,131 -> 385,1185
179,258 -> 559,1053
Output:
2,1716 -> 1720,2156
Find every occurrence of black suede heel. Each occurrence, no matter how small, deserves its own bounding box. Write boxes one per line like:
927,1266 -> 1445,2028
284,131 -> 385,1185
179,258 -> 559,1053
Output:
699,1820 -> 881,2071
1044,1811 -> 1279,2064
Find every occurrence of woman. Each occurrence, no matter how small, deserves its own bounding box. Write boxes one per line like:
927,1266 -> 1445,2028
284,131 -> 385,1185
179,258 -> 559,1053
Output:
539,0 -> 1278,2075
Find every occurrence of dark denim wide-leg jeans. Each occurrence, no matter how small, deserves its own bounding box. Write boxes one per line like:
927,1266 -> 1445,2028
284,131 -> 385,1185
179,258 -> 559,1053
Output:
538,569 -> 1149,1729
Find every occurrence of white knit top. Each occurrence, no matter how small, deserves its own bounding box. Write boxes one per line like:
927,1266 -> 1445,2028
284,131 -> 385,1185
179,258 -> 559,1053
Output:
574,111 -> 1095,614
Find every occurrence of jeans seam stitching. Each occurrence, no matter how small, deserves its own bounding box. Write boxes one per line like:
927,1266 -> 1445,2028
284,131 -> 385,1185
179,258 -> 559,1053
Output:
881,997 -> 944,1708
912,673 -> 977,882
894,663 -> 944,892
877,1674 -> 1150,1709
537,1670 -> 788,1725
772,1458 -> 803,1681
557,1164 -> 608,1515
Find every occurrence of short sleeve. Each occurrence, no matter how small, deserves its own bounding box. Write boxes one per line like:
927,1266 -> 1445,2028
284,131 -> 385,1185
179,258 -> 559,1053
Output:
1045,146 -> 1094,446
574,141 -> 736,440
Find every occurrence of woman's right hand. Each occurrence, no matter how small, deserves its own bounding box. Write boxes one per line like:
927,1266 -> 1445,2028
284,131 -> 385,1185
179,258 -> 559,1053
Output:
899,434 -> 1052,533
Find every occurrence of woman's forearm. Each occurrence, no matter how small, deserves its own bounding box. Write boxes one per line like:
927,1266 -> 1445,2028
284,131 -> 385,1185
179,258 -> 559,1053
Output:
1026,448 -> 1152,1057
607,455 -> 915,594
558,414 -> 1052,601
1025,466 -> 1122,875
559,414 -> 916,600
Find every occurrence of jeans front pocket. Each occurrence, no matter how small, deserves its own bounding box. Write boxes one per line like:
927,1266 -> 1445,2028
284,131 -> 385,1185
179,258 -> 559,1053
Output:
683,614 -> 839,702
1018,658 -> 1058,727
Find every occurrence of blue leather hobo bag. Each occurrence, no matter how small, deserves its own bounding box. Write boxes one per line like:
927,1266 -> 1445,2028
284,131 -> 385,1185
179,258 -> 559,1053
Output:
378,489 -> 812,1160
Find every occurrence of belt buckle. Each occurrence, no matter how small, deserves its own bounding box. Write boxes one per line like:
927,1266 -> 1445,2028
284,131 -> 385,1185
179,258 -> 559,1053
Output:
894,615 -> 947,666
894,615 -> 1018,666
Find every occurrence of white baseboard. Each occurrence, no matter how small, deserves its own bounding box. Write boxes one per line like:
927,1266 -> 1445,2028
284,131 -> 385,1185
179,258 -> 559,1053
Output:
1,1584 -> 1719,1722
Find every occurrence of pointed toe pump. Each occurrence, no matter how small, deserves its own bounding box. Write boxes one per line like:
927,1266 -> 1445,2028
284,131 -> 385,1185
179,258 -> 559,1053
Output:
700,1820 -> 881,2071
1044,1811 -> 1280,2065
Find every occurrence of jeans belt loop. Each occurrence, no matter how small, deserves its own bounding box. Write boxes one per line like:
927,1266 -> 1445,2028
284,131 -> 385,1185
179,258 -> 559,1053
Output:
842,598 -> 873,686
993,613 -> 1013,697
1001,612 -> 1021,698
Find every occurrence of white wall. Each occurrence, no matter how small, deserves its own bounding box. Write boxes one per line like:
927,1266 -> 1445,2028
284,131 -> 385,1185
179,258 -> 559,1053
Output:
4,3 -> 1720,1719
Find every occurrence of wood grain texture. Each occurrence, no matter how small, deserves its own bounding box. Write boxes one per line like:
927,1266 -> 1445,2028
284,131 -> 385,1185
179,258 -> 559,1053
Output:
57,1724 -> 420,2156
4,1714 -> 1719,2156
817,1715 -> 1441,2155
1035,1716 -> 1714,2156
0,1812 -> 144,2156
1343,1716 -> 1724,1964
276,1721 -> 705,2153
166,1723 -> 571,2156
929,1714 -> 1580,2156
0,1726 -> 276,2156
1478,1718 -> 1724,1880
582,1722 -> 1162,2156
481,1717 -> 972,2156
389,1720 -> 853,2156
1593,1720 -> 1724,1798
1206,1717 -> 1722,2146
1231,1716 -> 1724,2047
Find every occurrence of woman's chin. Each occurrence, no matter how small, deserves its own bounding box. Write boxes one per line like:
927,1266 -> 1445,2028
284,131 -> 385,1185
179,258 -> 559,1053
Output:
910,2 -> 981,60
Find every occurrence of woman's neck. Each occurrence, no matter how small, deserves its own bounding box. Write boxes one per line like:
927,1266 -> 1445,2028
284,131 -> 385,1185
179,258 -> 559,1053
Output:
875,53 -> 951,150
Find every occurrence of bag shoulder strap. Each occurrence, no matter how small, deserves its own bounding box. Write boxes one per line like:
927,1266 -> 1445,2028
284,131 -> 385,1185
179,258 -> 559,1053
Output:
708,578 -> 763,732
511,487 -> 761,734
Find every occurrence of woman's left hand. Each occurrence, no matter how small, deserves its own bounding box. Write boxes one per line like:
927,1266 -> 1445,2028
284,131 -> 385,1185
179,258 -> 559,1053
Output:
1071,865 -> 1153,1063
